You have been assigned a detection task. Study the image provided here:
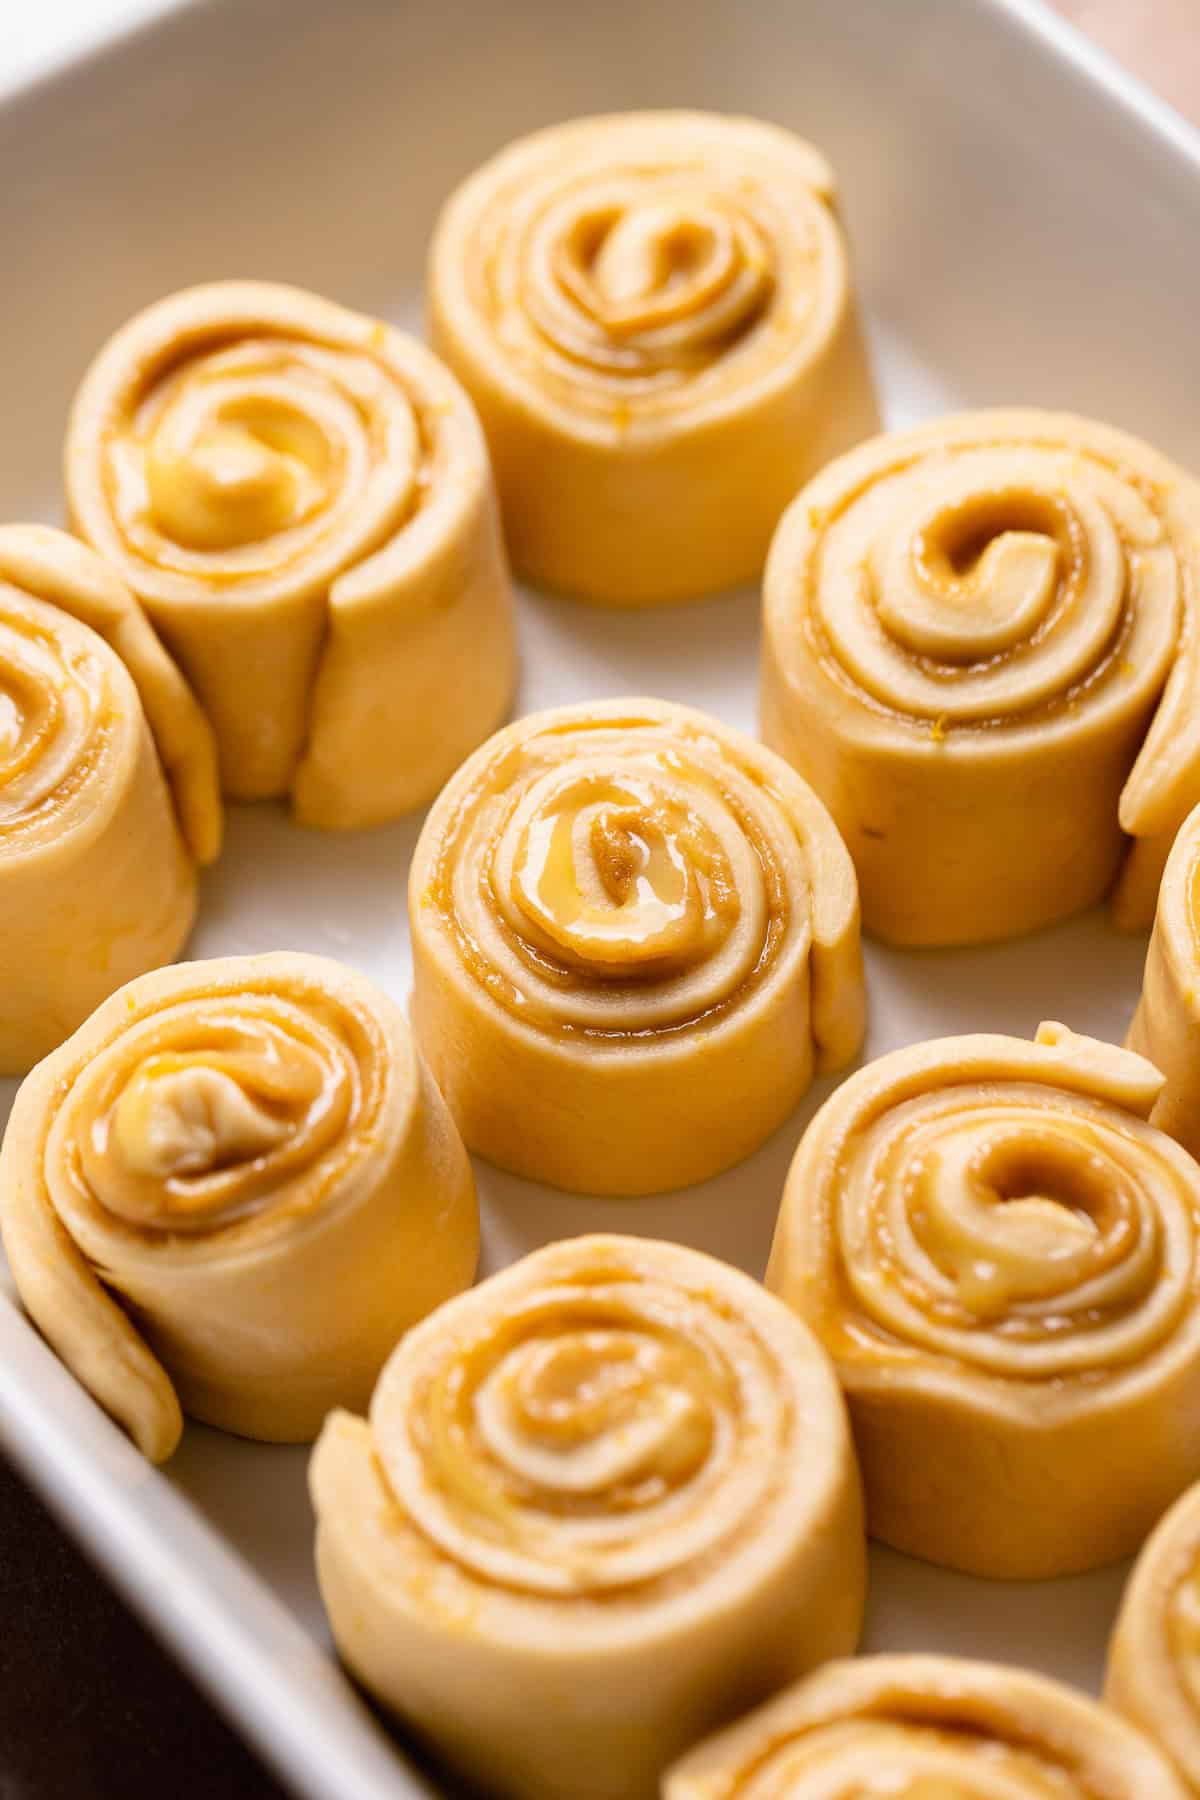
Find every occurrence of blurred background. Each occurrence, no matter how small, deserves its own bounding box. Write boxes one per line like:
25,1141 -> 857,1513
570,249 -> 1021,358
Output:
1055,0 -> 1199,121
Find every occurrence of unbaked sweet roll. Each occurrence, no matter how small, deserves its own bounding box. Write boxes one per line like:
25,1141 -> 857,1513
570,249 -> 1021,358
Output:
65,280 -> 516,823
664,1655 -> 1188,1799
0,952 -> 478,1463
1106,1478 -> 1200,1792
1128,801 -> 1200,1164
310,1234 -> 865,1800
761,408 -> 1200,945
429,111 -> 879,606
0,524 -> 219,1074
766,1021 -> 1200,1578
408,697 -> 865,1194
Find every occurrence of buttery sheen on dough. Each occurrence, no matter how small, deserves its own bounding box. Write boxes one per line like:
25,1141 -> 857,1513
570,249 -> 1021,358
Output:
429,111 -> 879,605
0,952 -> 478,1463
0,524 -> 219,1074
1128,801 -> 1200,1163
65,280 -> 515,824
310,1234 -> 865,1800
767,1022 -> 1200,1578
664,1654 -> 1189,1799
408,697 -> 865,1194
761,408 -> 1200,944
1106,1478 -> 1200,1793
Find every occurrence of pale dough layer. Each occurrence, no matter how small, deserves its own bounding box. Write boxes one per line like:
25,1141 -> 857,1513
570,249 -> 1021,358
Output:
429,111 -> 879,605
761,408 -> 1200,945
310,1235 -> 865,1800
65,280 -> 516,823
0,525 -> 219,1074
664,1654 -> 1188,1798
1127,800 -> 1200,1161
1106,1477 -> 1200,1794
0,951 -> 478,1462
767,1022 -> 1200,1578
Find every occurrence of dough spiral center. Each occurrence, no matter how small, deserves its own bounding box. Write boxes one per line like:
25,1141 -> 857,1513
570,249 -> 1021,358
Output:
436,724 -> 796,1037
835,1085 -> 1194,1379
814,444 -> 1173,725
503,768 -> 740,977
520,176 -> 776,385
377,1266 -> 788,1597
53,995 -> 370,1233
109,337 -> 421,580
0,611 -> 103,827
725,1719 -> 1083,1797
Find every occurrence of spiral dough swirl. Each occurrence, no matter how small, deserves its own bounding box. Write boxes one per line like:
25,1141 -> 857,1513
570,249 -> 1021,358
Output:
767,1022 -> 1200,1577
0,526 -> 218,1073
409,699 -> 864,1194
456,138 -> 816,418
761,409 -> 1200,943
377,1246 -> 795,1597
1106,1477 -> 1200,1794
0,953 -> 477,1460
429,111 -> 878,604
310,1235 -> 864,1800
664,1656 -> 1188,1800
53,986 -> 376,1236
0,598 -> 106,833
1127,800 -> 1200,1170
65,281 -> 515,823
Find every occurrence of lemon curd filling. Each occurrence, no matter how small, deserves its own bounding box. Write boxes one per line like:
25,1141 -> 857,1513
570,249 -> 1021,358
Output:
414,1295 -> 736,1583
722,1724 -> 1089,1799
511,171 -> 779,398
0,597 -> 107,833
509,772 -> 739,978
80,1017 -> 342,1232
425,721 -> 794,1039
142,394 -> 335,551
62,997 -> 366,1237
665,1659 -> 1181,1800
1127,804 -> 1200,1171
106,337 -> 418,578
0,528 -> 215,1076
110,1058 -> 297,1179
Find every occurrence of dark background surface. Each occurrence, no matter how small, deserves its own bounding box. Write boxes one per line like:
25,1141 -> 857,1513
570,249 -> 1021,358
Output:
0,1451 -> 290,1799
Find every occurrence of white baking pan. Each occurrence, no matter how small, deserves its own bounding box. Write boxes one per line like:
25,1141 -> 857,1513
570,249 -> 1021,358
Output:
1,0 -> 1198,1793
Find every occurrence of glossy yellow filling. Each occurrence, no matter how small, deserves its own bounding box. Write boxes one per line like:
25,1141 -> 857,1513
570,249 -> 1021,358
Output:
819,1077 -> 1187,1381
0,599 -> 109,834
801,438 -> 1170,734
524,177 -> 776,383
511,772 -> 738,976
427,719 -> 791,1038
104,338 -> 422,580
144,396 -> 334,550
69,1003 -> 367,1234
374,1249 -> 798,1600
421,1314 -> 725,1543
726,1720 -> 1091,1799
